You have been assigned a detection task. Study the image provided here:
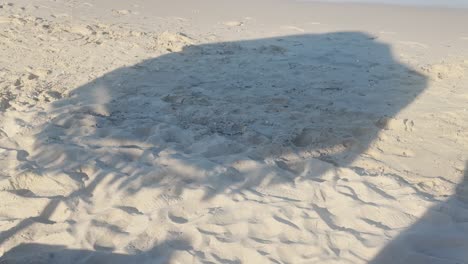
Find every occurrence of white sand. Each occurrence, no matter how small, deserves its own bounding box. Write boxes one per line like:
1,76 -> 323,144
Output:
0,0 -> 468,263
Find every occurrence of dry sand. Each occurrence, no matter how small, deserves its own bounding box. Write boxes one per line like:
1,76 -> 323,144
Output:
0,0 -> 468,263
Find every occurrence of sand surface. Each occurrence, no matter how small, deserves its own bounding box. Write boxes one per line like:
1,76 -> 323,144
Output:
302,0 -> 468,8
0,0 -> 468,263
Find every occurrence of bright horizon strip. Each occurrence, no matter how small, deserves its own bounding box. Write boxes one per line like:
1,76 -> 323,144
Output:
298,0 -> 468,8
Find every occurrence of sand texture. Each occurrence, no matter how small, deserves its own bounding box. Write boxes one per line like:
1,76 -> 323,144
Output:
0,0 -> 468,263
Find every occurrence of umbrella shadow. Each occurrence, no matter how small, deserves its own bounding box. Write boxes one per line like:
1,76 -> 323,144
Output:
1,32 -> 430,262
28,31 -> 427,197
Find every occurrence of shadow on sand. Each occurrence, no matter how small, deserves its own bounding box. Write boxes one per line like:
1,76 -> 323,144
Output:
2,32 -> 458,263
369,161 -> 468,264
2,163 -> 468,263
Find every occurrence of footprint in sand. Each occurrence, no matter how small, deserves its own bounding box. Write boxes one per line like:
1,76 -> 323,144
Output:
379,31 -> 397,35
397,40 -> 428,49
112,9 -> 131,16
223,21 -> 244,27
168,209 -> 189,224
280,25 -> 305,32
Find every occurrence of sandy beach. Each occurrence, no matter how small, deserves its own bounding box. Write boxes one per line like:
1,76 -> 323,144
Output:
0,0 -> 468,263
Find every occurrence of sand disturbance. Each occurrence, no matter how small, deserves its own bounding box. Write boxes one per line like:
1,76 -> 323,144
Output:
0,0 -> 468,263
